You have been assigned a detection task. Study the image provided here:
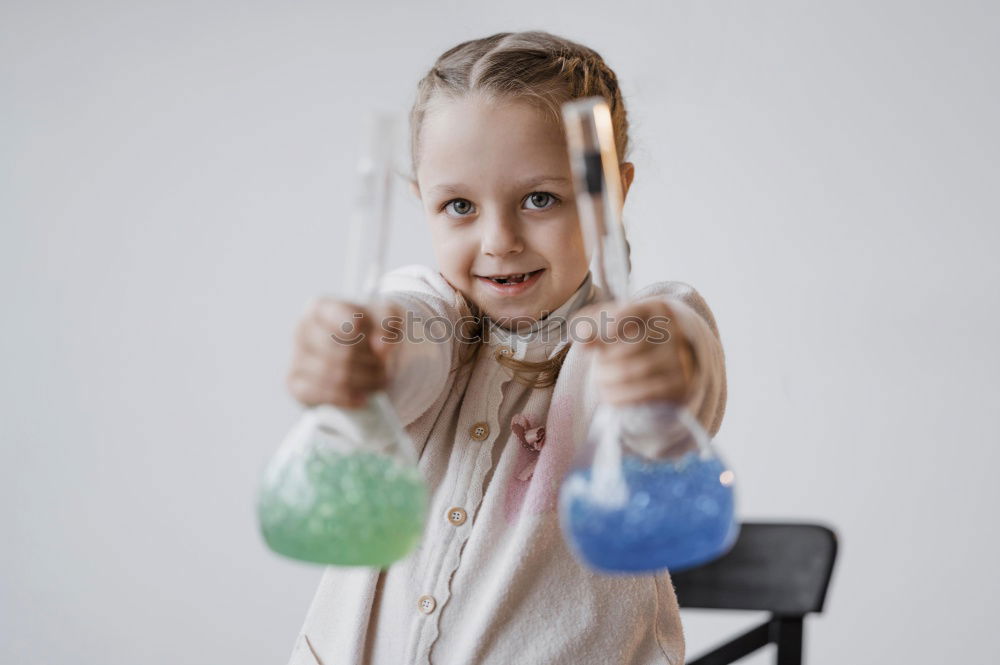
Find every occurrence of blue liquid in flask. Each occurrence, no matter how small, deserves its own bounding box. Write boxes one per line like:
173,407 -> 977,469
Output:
560,452 -> 738,573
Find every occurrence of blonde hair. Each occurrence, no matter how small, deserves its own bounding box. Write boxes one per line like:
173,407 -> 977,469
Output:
409,31 -> 631,388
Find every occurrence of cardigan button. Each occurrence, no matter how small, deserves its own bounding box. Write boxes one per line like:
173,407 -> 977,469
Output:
496,345 -> 514,359
469,422 -> 490,441
417,594 -> 437,614
446,507 -> 468,526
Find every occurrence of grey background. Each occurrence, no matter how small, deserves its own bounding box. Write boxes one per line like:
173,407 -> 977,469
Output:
3,1 -> 997,663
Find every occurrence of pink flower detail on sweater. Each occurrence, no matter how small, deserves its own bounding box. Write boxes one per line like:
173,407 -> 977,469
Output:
511,413 -> 546,481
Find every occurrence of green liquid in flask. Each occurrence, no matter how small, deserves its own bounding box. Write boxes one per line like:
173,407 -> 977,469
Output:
258,424 -> 427,567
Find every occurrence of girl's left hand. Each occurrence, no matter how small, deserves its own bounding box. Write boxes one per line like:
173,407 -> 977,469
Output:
574,299 -> 698,406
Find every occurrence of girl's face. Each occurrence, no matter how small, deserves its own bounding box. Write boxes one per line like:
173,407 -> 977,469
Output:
414,95 -> 593,328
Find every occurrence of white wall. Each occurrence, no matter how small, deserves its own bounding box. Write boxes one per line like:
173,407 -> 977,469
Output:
3,1 -> 997,663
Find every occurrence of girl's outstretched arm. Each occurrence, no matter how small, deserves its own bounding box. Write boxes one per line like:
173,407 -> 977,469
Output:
575,281 -> 727,439
641,281 -> 727,437
286,264 -> 464,429
373,264 -> 466,427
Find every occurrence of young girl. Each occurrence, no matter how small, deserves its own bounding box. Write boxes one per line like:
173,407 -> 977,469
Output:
283,31 -> 726,665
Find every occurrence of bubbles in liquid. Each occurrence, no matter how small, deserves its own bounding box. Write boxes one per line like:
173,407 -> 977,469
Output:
258,446 -> 426,567
560,452 -> 738,573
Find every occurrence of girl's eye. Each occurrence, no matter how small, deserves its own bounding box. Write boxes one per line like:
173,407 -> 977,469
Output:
443,198 -> 475,217
524,192 -> 559,211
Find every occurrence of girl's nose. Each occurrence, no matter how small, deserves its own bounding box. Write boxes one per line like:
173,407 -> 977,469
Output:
480,212 -> 524,257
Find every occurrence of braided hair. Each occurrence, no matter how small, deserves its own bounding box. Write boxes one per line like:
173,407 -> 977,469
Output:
411,31 -> 629,179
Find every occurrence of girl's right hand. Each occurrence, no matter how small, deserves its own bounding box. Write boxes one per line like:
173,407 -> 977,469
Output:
286,297 -> 402,409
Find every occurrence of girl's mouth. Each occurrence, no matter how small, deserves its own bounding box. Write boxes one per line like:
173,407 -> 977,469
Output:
477,269 -> 545,295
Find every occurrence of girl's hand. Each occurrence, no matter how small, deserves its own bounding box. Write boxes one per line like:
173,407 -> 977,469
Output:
575,299 -> 698,406
285,297 -> 403,409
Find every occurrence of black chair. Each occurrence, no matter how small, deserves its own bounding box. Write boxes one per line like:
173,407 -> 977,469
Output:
671,523 -> 838,665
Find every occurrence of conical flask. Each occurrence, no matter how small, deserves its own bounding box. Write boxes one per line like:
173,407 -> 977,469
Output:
257,113 -> 428,567
557,98 -> 738,573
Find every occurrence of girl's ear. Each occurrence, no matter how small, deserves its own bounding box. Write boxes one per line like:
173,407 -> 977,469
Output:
620,162 -> 636,200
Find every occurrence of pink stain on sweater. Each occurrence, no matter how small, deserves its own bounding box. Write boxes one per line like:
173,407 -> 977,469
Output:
504,395 -> 575,524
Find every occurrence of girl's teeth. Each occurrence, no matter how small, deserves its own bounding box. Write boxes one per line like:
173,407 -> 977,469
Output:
492,273 -> 529,284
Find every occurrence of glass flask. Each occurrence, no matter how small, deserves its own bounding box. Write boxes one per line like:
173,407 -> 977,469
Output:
558,98 -> 739,574
257,113 -> 428,567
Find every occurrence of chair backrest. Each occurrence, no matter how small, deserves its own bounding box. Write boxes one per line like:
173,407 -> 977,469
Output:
671,523 -> 838,615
